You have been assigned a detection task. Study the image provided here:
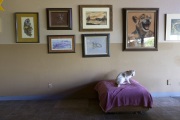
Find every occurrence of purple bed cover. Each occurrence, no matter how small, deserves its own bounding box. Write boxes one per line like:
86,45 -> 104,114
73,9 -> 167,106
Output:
94,79 -> 153,112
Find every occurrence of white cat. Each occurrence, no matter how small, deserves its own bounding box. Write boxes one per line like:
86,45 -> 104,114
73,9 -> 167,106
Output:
115,70 -> 135,87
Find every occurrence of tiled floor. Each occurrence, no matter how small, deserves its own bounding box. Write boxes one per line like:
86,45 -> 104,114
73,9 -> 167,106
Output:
0,97 -> 180,120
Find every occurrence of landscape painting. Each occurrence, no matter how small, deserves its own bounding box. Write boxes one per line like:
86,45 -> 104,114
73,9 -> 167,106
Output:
86,12 -> 107,25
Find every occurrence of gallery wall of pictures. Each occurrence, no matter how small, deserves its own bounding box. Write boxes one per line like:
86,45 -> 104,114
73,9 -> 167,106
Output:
12,3 -> 180,56
14,5 -> 113,57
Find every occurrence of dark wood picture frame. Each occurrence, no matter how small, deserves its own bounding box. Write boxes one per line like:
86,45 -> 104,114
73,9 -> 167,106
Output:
79,5 -> 113,32
46,8 -> 72,30
122,8 -> 159,51
15,12 -> 39,43
47,35 -> 75,53
82,34 -> 110,57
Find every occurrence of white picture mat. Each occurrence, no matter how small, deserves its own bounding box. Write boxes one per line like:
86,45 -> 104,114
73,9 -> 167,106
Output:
166,14 -> 180,41
21,17 -> 35,38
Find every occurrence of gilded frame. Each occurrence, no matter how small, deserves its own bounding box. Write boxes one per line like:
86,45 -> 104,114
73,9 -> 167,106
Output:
15,12 -> 39,43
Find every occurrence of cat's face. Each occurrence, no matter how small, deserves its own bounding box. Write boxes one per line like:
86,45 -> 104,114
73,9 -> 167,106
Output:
132,70 -> 135,76
129,70 -> 135,76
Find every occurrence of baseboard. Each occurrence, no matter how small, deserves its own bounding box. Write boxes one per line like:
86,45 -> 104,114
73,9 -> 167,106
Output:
151,92 -> 180,97
0,92 -> 180,101
0,95 -> 62,101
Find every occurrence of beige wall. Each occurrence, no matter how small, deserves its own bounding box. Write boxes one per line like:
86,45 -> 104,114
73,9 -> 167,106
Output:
0,0 -> 180,99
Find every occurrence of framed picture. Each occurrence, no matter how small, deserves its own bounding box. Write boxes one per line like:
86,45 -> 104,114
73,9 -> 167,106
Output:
166,14 -> 180,41
79,5 -> 113,31
82,34 -> 110,57
122,8 -> 159,51
15,12 -> 39,43
47,35 -> 75,53
46,8 -> 72,30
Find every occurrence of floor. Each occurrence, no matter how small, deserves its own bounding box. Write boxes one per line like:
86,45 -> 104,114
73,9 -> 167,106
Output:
0,97 -> 180,120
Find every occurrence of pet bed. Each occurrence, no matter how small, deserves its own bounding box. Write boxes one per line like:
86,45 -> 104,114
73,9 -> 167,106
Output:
94,79 -> 153,113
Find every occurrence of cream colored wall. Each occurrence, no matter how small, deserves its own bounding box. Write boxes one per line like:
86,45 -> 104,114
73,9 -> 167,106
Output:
0,0 -> 180,98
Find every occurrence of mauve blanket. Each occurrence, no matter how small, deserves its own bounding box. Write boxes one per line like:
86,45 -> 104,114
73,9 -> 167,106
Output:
94,79 -> 153,112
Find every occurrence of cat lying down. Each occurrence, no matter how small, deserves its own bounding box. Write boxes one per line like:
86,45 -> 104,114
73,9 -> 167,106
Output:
115,70 -> 135,87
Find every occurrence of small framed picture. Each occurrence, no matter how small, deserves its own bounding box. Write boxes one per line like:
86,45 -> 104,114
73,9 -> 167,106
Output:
79,5 -> 113,31
15,12 -> 39,43
46,8 -> 72,30
47,35 -> 75,53
166,14 -> 180,41
82,34 -> 110,57
122,8 -> 159,51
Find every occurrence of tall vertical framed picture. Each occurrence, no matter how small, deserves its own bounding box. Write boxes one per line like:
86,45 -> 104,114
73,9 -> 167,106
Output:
47,35 -> 75,53
15,12 -> 39,43
82,34 -> 110,57
79,5 -> 113,31
166,14 -> 180,41
46,8 -> 72,30
122,8 -> 159,51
